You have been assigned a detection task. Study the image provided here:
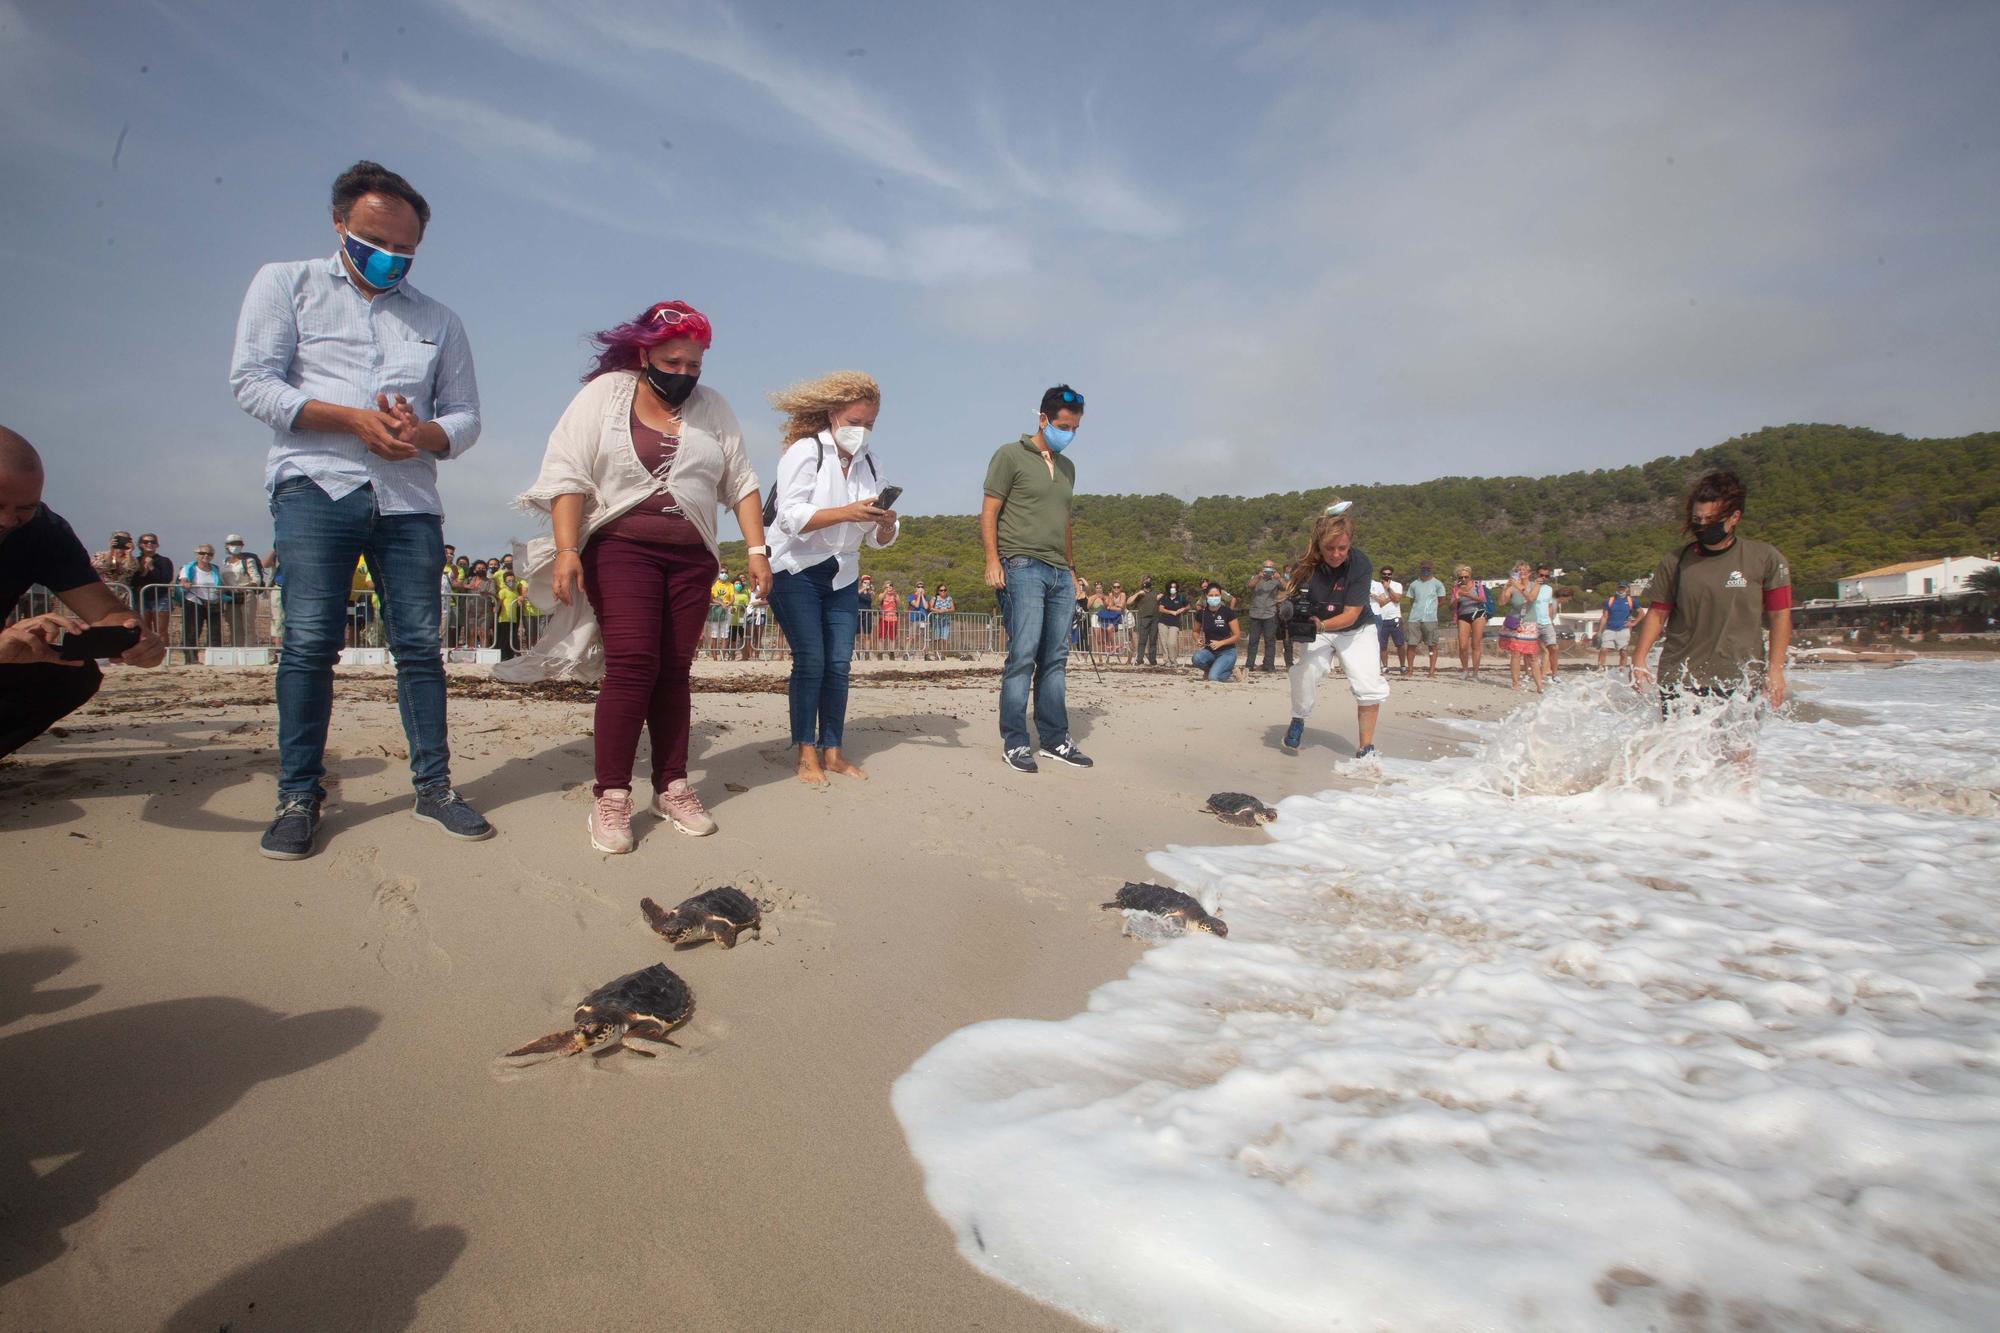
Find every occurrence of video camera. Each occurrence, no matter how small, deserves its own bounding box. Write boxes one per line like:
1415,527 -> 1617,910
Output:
1278,588 -> 1319,642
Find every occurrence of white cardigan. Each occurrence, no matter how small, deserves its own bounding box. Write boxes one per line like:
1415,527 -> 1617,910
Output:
494,371 -> 759,683
766,429 -> 899,588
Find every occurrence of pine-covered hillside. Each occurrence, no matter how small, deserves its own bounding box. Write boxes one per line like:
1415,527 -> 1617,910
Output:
722,425 -> 1999,611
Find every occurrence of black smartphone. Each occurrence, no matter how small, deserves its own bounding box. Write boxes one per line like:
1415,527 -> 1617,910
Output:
59,625 -> 142,661
875,485 -> 903,510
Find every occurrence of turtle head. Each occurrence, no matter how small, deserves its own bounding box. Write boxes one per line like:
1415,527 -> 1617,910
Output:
1196,915 -> 1229,938
577,1019 -> 629,1051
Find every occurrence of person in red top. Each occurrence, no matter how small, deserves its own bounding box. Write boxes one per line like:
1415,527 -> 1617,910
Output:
1632,469 -> 1792,711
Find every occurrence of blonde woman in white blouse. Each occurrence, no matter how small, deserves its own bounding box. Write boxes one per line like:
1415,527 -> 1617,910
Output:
499,301 -> 768,854
765,370 -> 899,786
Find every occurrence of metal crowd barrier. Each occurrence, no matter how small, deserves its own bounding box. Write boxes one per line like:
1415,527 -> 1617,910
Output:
8,580 -> 1038,668
691,607 -> 1001,662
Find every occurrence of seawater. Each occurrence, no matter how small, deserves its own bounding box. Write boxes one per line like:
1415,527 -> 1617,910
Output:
892,660 -> 2000,1332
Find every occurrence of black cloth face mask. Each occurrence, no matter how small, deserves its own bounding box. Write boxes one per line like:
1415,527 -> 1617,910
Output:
1693,520 -> 1731,547
642,364 -> 699,408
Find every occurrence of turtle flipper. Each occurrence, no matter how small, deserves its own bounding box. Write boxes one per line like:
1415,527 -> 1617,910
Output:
505,1028 -> 584,1058
640,897 -> 677,939
626,1017 -> 682,1048
708,917 -> 740,949
1099,901 -> 1121,911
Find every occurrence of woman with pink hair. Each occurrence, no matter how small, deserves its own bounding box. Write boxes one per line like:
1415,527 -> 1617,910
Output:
499,300 -> 768,854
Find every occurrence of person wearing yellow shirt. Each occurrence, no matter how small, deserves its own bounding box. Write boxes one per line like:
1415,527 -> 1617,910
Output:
707,567 -> 733,657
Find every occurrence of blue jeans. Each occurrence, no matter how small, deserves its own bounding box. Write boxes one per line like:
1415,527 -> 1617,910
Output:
270,477 -> 449,800
768,558 -> 860,749
1191,645 -> 1238,681
994,556 -> 1071,752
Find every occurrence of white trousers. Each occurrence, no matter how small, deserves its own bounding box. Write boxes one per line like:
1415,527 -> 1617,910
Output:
1290,624 -> 1391,715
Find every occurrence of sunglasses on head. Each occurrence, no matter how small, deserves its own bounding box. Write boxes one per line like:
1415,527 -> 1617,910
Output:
1057,389 -> 1082,405
651,307 -> 690,326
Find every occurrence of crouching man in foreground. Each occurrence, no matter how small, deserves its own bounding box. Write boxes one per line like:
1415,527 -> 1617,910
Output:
0,427 -> 166,758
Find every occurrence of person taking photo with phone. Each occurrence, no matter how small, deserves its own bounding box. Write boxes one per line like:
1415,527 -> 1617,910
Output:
0,427 -> 166,759
765,370 -> 899,784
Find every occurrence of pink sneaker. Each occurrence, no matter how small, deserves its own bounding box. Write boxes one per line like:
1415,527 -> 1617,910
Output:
588,789 -> 635,854
655,779 -> 717,837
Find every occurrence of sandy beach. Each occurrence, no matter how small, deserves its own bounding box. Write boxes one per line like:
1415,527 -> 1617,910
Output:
0,653 -> 1518,1331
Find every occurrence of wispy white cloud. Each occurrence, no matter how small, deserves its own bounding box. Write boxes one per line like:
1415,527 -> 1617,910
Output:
420,0 -> 1184,252
1039,4 -> 2000,491
424,0 -> 972,194
386,81 -> 601,165
760,215 -> 1031,285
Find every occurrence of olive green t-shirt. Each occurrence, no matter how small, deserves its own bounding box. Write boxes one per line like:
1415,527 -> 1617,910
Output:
1649,536 -> 1791,688
1127,588 -> 1158,618
983,435 -> 1075,568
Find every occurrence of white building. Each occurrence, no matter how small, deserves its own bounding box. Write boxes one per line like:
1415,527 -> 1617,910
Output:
1836,556 -> 1998,604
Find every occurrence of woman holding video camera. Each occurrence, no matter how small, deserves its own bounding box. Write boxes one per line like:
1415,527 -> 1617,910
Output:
766,370 -> 900,786
1279,505 -> 1391,758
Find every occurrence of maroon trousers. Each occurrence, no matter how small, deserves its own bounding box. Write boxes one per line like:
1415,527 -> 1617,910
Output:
581,535 -> 714,796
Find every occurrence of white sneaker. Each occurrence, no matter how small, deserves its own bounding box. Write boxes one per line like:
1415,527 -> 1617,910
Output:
588,789 -> 635,854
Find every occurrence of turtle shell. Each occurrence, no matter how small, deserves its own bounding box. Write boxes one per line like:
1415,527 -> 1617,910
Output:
577,963 -> 692,1029
1205,792 -> 1273,818
1100,882 -> 1227,936
682,886 -> 761,927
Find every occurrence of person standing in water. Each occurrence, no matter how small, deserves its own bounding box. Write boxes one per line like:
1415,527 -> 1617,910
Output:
1597,580 -> 1638,673
1280,507 -> 1390,758
1631,469 -> 1792,712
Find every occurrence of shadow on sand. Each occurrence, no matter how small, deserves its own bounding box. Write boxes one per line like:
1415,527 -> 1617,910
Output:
1261,721 -> 1360,757
0,946 -> 101,1028
0,995 -> 379,1286
160,1197 -> 467,1333
455,710 -> 979,819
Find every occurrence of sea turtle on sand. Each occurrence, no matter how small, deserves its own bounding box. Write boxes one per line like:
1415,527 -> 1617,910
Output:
1203,792 -> 1277,826
504,964 -> 692,1058
1099,882 -> 1228,937
642,887 -> 763,949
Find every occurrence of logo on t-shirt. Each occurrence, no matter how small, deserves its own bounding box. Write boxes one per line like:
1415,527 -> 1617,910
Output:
1725,571 -> 1747,588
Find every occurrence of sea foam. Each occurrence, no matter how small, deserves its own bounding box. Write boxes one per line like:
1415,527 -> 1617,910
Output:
893,662 -> 2000,1331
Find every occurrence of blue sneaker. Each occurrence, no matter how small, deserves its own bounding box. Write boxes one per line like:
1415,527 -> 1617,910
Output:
1003,746 -> 1039,774
412,785 -> 494,841
1282,717 -> 1305,752
259,793 -> 322,860
1040,739 -> 1094,769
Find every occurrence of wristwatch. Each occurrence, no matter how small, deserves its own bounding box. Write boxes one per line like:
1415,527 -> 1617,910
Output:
747,545 -> 770,557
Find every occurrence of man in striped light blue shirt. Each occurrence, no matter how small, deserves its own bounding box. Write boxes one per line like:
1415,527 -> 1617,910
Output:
229,160 -> 494,860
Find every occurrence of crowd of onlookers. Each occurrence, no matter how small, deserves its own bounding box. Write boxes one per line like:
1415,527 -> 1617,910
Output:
53,528 -> 547,657
1048,560 -> 1647,689
45,523 -> 1652,685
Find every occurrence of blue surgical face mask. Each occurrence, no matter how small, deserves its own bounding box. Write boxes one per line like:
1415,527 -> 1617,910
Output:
1041,422 -> 1075,453
1207,595 -> 1222,607
341,229 -> 415,290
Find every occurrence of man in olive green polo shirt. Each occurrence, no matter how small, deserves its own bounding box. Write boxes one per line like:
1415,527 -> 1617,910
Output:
1632,468 -> 1792,713
982,384 -> 1093,774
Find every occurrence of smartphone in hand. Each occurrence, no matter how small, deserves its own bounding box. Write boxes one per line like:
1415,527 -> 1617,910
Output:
875,485 -> 903,511
59,624 -> 142,661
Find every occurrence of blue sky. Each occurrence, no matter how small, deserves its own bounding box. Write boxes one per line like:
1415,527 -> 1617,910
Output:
3,0 -> 1996,562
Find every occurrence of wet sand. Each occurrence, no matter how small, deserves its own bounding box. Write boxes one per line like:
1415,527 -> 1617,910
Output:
1,657 -> 1515,1331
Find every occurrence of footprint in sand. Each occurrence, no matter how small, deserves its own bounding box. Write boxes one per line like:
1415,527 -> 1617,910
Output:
370,874 -> 453,979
